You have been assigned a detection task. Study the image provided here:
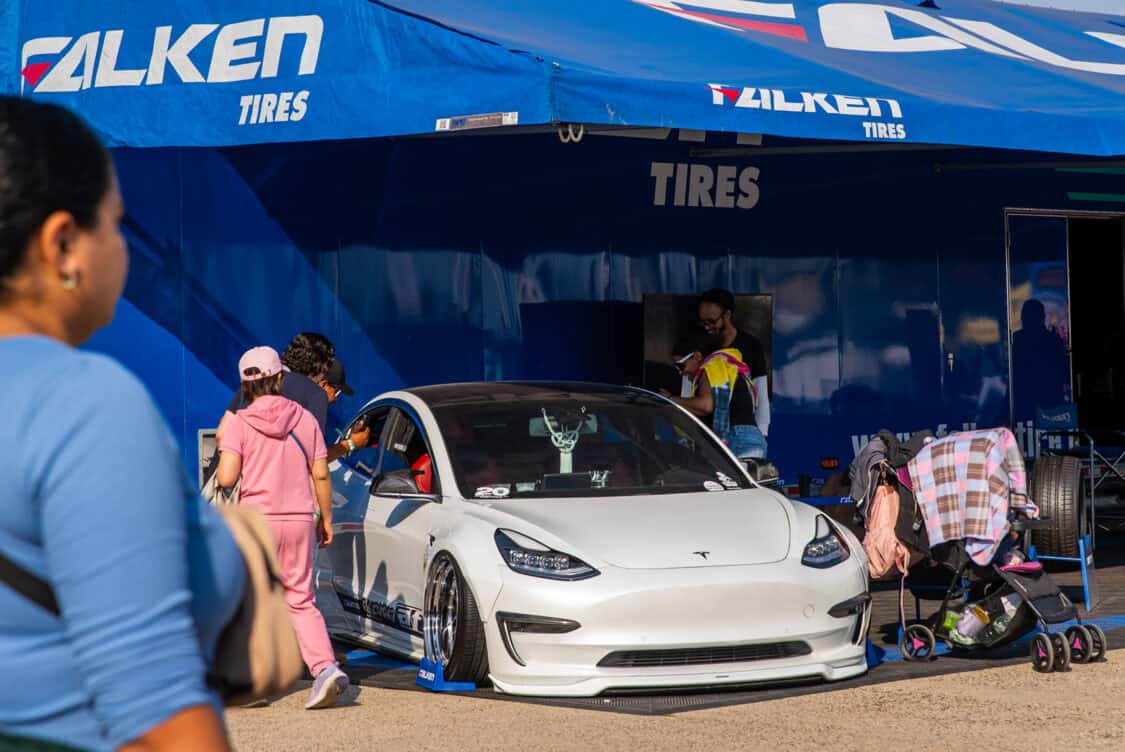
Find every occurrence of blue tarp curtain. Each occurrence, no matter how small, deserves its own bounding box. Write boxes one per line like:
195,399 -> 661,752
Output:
5,1 -> 1125,154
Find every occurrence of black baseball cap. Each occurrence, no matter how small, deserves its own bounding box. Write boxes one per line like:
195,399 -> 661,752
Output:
323,359 -> 354,395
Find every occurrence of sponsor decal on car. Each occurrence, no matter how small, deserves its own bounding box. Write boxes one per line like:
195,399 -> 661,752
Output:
716,472 -> 740,489
336,589 -> 423,636
475,484 -> 512,499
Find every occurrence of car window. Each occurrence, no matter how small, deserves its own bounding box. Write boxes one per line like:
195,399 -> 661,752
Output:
431,394 -> 748,499
341,406 -> 390,476
372,407 -> 439,496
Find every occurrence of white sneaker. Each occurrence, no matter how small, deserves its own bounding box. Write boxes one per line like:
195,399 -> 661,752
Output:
305,664 -> 349,710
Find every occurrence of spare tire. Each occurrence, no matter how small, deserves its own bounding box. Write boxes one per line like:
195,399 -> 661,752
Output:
1029,455 -> 1083,558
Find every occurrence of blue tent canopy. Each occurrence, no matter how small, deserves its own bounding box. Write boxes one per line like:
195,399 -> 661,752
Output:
6,0 -> 1125,154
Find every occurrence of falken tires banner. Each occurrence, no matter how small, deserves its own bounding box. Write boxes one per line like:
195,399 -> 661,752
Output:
8,0 -> 551,147
7,1 -> 1125,153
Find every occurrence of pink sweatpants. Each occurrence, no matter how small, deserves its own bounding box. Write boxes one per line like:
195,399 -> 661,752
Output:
266,516 -> 335,677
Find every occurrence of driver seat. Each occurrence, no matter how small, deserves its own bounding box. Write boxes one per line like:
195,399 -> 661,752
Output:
412,453 -> 433,494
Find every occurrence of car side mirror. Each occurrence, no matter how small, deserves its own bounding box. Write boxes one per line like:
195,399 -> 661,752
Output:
741,457 -> 780,485
370,472 -> 441,503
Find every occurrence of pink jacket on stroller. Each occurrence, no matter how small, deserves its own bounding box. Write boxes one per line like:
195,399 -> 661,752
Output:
864,483 -> 920,580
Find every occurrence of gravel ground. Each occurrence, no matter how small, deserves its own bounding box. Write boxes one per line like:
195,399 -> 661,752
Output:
228,648 -> 1125,751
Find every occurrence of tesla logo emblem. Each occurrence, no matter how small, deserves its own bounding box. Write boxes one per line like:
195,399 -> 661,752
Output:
693,551 -> 710,560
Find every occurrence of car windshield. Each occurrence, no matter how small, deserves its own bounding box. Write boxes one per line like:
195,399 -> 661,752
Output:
430,392 -> 750,499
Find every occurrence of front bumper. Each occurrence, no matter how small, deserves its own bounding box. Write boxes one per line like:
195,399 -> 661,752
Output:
484,557 -> 869,697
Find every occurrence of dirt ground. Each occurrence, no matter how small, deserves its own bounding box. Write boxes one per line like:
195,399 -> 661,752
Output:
227,648 -> 1125,752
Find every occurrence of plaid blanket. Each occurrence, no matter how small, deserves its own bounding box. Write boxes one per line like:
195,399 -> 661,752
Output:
907,428 -> 1037,565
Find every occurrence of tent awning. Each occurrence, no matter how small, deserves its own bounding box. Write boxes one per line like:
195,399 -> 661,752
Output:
8,1 -> 1125,154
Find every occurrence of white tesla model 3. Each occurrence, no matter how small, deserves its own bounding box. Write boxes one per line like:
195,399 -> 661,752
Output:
315,382 -> 869,696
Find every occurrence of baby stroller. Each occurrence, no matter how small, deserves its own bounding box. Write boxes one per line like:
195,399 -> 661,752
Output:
898,524 -> 1107,672
854,428 -> 1107,673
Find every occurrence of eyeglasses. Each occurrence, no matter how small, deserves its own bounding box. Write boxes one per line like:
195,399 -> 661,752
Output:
699,314 -> 724,330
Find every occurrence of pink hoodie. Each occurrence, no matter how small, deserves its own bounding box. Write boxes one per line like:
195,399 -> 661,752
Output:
220,395 -> 328,516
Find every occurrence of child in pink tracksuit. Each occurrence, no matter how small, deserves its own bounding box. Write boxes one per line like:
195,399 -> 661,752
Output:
216,346 -> 349,709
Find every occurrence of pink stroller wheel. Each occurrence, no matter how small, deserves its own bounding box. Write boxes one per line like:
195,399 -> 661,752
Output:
1031,632 -> 1055,673
900,624 -> 936,661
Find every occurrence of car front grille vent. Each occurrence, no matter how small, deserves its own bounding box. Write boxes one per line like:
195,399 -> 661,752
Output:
596,640 -> 812,669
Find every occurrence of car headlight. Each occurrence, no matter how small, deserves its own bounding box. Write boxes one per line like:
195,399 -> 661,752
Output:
801,515 -> 850,569
494,530 -> 599,580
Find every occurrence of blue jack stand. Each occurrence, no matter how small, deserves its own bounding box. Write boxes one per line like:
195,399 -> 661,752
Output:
415,657 -> 476,692
866,639 -> 885,668
1029,535 -> 1100,612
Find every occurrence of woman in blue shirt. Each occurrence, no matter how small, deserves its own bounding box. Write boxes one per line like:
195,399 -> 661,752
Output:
0,98 -> 243,750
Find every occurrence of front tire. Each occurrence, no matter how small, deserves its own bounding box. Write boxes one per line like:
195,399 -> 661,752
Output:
424,553 -> 490,684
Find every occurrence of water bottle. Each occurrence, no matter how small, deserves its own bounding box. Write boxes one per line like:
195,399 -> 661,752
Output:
958,607 -> 985,637
991,614 -> 1009,636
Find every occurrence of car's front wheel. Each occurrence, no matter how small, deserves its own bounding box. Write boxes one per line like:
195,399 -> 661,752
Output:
424,553 -> 489,684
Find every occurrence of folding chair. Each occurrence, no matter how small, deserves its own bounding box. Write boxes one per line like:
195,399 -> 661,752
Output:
1036,404 -> 1125,547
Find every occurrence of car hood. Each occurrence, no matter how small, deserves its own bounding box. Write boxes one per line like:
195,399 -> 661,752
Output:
476,489 -> 792,569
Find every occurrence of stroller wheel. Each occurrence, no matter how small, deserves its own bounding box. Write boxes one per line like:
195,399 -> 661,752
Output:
1087,624 -> 1108,662
1031,633 -> 1054,673
1066,625 -> 1094,664
900,624 -> 937,661
1050,632 -> 1071,671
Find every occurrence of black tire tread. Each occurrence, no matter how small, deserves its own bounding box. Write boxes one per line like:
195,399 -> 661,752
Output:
441,556 -> 490,684
1030,455 -> 1082,558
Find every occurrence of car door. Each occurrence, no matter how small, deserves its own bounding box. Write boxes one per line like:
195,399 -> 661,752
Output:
319,405 -> 391,639
339,404 -> 443,651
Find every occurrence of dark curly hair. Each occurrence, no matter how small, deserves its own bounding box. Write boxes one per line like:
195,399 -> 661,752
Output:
280,332 -> 335,379
0,97 -> 111,297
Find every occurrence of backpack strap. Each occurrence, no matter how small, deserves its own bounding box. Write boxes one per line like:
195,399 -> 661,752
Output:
0,549 -> 60,616
287,431 -> 311,471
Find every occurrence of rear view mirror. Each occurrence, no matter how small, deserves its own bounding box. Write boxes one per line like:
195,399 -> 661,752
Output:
529,413 -> 598,437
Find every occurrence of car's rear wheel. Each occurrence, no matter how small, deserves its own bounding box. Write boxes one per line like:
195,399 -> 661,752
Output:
424,553 -> 489,684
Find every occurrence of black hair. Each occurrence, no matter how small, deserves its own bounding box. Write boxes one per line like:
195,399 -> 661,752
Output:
1021,298 -> 1046,328
699,287 -> 736,313
240,371 -> 283,404
0,97 -> 111,292
280,332 -> 335,378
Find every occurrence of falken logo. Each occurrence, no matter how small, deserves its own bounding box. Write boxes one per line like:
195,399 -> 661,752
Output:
708,84 -> 907,139
20,15 -> 322,126
634,1 -> 1125,76
21,15 -> 322,93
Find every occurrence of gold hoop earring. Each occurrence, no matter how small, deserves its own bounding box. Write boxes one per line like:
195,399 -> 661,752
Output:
60,273 -> 78,291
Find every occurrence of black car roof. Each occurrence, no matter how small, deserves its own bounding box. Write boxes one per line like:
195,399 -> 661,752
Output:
405,381 -> 663,408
